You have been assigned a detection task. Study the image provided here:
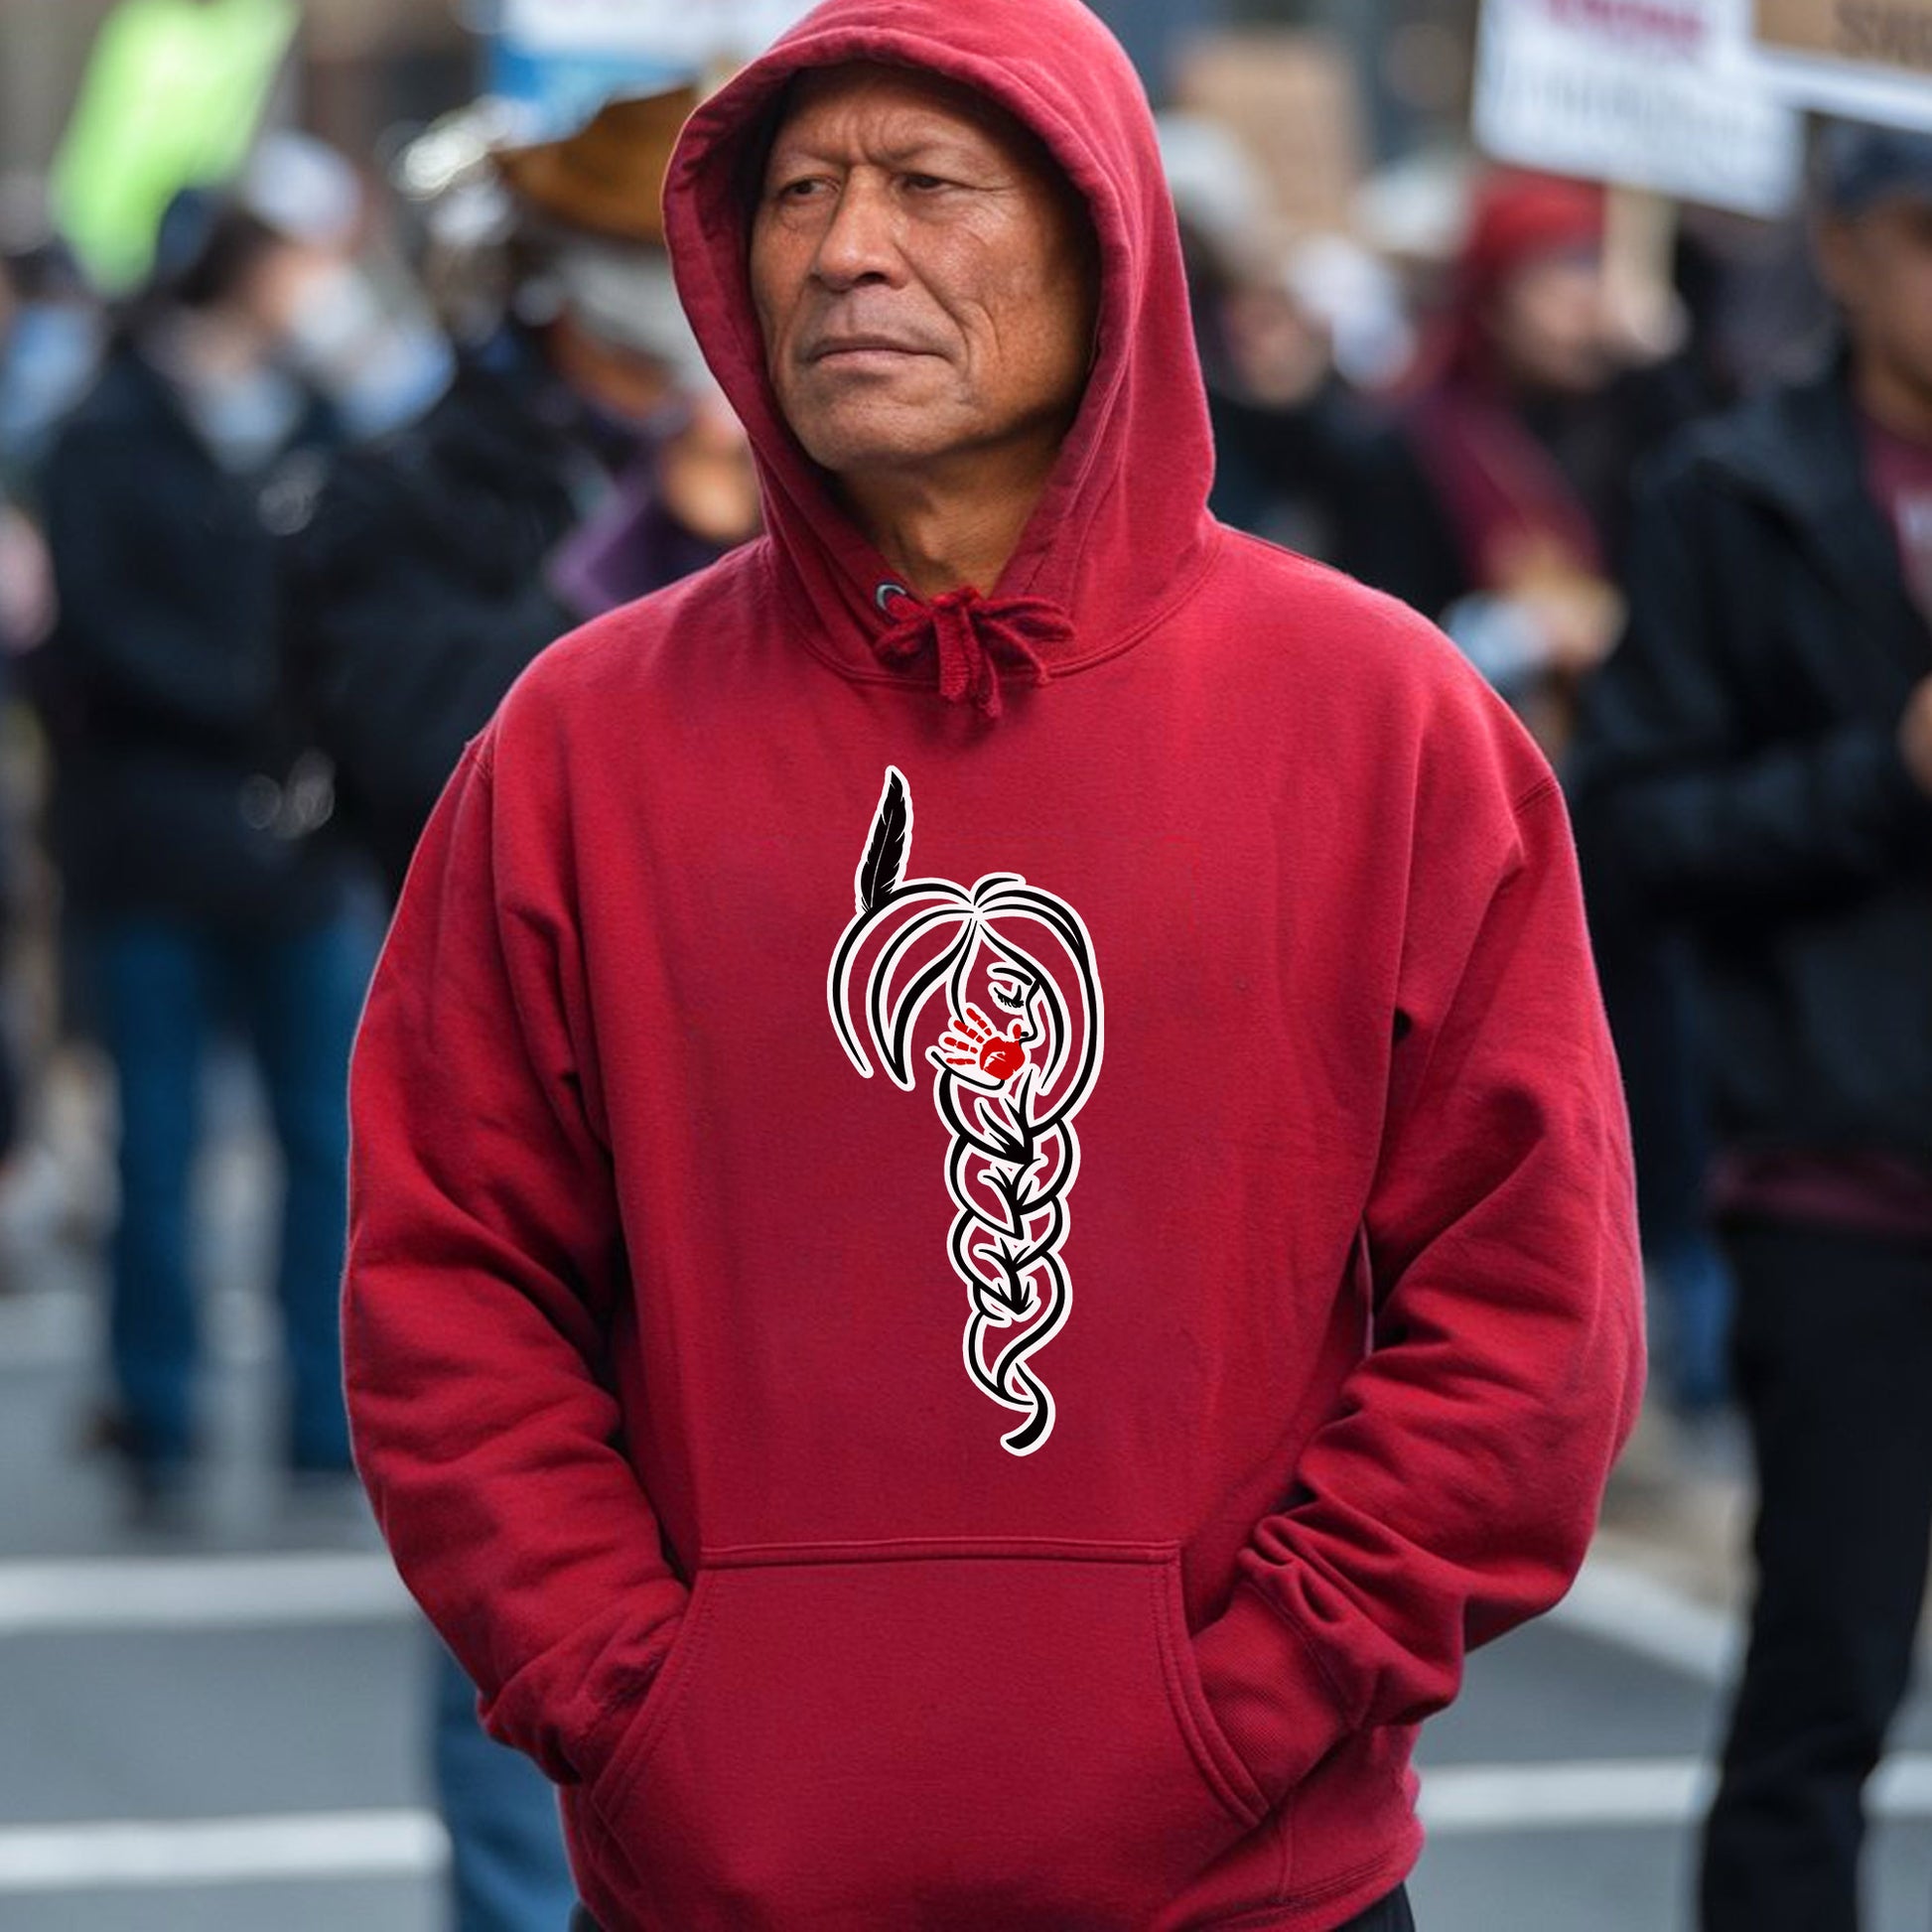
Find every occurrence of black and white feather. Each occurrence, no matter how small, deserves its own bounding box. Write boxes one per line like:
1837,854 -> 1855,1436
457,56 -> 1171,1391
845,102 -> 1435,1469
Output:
855,764 -> 911,912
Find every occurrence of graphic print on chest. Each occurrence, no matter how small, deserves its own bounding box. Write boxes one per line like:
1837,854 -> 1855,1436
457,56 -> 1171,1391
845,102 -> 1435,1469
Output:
828,767 -> 1104,1456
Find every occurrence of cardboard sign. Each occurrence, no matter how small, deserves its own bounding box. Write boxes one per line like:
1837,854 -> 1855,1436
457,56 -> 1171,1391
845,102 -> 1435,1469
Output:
1172,32 -> 1365,235
1758,0 -> 1932,68
1751,0 -> 1932,129
501,0 -> 813,64
1474,0 -> 1804,215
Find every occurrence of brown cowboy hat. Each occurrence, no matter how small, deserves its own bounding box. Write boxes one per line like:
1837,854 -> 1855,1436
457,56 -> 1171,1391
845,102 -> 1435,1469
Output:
494,85 -> 700,245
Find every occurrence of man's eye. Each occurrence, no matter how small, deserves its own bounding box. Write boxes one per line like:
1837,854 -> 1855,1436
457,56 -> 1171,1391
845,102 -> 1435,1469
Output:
773,177 -> 827,204
902,174 -> 952,194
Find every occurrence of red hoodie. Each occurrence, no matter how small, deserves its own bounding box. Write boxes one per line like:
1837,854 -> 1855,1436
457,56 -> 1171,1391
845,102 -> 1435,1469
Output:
343,3 -> 1646,1927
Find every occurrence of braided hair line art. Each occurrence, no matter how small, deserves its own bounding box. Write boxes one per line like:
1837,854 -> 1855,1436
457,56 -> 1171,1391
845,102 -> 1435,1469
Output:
828,766 -> 1105,1457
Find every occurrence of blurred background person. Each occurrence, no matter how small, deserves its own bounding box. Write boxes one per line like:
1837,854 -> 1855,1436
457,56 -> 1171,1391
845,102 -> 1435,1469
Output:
0,210 -> 75,1249
0,197 -> 74,688
1163,109 -> 1403,566
1371,168 -> 1629,758
1573,119 -> 1932,1932
0,183 -> 103,490
281,82 -> 759,1932
0,185 -> 121,1300
34,134 -> 386,1527
284,84 -> 759,899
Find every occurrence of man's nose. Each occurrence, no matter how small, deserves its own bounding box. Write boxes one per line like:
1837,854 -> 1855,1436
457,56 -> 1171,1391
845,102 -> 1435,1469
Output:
810,174 -> 903,290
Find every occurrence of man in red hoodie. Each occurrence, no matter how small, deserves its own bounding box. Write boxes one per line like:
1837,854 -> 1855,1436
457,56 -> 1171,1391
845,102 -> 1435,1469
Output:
343,3 -> 1646,1928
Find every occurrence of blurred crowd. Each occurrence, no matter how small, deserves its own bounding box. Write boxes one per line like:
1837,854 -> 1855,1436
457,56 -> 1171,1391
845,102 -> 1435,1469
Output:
0,2 -> 1929,1930
0,21 -> 1835,1444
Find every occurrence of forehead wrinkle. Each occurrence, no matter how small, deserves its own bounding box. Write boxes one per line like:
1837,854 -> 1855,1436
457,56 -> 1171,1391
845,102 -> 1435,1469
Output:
766,126 -> 1012,179
767,106 -> 1017,174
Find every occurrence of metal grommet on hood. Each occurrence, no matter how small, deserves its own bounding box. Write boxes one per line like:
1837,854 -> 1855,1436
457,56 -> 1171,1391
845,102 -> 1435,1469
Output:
875,581 -> 912,613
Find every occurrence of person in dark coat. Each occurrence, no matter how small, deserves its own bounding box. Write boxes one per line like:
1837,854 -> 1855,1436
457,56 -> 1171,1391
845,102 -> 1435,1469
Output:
38,175 -> 383,1522
284,86 -> 759,899
1571,122 -> 1932,1932
282,333 -> 612,894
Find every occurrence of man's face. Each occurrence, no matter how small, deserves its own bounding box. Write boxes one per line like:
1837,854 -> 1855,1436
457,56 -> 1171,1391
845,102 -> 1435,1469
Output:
1820,195 -> 1932,404
750,63 -> 1099,486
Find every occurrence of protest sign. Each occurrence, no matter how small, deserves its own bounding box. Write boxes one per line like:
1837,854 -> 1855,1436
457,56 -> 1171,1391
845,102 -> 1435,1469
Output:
50,0 -> 298,292
494,0 -> 814,131
501,0 -> 814,65
1475,0 -> 1804,214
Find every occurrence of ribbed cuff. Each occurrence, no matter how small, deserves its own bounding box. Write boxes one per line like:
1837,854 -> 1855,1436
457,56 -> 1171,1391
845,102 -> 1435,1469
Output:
483,1598 -> 687,1788
1191,1579 -> 1354,1809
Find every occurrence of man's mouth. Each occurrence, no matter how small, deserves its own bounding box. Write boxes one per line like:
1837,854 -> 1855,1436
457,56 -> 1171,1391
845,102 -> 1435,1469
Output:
808,336 -> 931,362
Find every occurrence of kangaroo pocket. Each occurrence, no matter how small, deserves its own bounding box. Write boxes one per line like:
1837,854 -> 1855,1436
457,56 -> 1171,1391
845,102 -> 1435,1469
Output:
587,1537 -> 1271,1930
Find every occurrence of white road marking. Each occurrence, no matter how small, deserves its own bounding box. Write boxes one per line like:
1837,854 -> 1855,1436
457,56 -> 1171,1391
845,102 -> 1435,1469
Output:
1546,1549 -> 1740,1684
0,1812 -> 448,1892
7,1755 -> 1932,1890
0,1553 -> 412,1635
1422,1758 -> 1714,1833
0,1283 -> 269,1371
1420,1754 -> 1932,1835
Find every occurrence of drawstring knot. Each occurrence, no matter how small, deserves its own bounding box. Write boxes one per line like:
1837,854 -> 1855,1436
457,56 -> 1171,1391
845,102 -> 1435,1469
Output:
872,585 -> 1071,720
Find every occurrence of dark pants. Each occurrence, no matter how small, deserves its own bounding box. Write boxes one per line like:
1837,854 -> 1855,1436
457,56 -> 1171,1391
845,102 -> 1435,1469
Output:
1700,1215 -> 1932,1932
569,1881 -> 1413,1931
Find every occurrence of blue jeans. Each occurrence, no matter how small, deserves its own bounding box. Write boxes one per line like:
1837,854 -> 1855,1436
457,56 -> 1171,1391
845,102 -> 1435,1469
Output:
436,1638 -> 578,1932
92,907 -> 377,1470
1652,1224 -> 1734,1415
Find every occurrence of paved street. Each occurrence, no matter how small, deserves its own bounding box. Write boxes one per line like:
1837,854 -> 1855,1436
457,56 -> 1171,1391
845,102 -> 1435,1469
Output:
4,1052 -> 1931,1932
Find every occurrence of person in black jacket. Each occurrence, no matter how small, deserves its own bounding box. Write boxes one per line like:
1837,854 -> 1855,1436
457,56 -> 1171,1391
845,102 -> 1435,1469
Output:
1571,123 -> 1932,1932
281,334 -> 603,894
39,177 -> 381,1524
284,85 -> 759,899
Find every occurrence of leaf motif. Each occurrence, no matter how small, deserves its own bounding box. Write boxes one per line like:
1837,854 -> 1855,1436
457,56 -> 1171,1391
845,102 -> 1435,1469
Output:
855,765 -> 911,913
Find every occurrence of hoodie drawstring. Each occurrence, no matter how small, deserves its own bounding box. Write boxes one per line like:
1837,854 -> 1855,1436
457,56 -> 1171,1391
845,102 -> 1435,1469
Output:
872,586 -> 1072,720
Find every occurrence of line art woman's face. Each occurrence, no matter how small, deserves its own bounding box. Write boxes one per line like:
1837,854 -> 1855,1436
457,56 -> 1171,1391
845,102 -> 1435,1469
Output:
982,960 -> 1043,1050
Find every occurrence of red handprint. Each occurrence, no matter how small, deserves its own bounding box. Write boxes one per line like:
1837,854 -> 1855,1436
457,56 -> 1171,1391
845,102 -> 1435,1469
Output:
937,1005 -> 1030,1084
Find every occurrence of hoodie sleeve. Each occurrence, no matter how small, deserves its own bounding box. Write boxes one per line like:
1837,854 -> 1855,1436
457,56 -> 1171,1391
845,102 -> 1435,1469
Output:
1192,769 -> 1645,1808
343,729 -> 688,1787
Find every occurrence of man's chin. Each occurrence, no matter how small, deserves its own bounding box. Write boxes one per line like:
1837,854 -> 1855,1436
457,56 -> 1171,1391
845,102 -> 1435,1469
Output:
795,407 -> 966,478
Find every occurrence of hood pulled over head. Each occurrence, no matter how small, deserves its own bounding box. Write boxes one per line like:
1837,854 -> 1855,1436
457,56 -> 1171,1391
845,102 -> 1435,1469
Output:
662,0 -> 1215,716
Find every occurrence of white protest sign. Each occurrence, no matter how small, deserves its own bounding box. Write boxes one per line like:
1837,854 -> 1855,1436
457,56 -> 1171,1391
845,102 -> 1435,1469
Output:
1751,0 -> 1932,132
502,0 -> 815,64
1475,0 -> 1805,215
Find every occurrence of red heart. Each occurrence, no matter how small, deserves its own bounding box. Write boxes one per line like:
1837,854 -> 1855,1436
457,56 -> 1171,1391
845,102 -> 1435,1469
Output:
981,1037 -> 1028,1081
